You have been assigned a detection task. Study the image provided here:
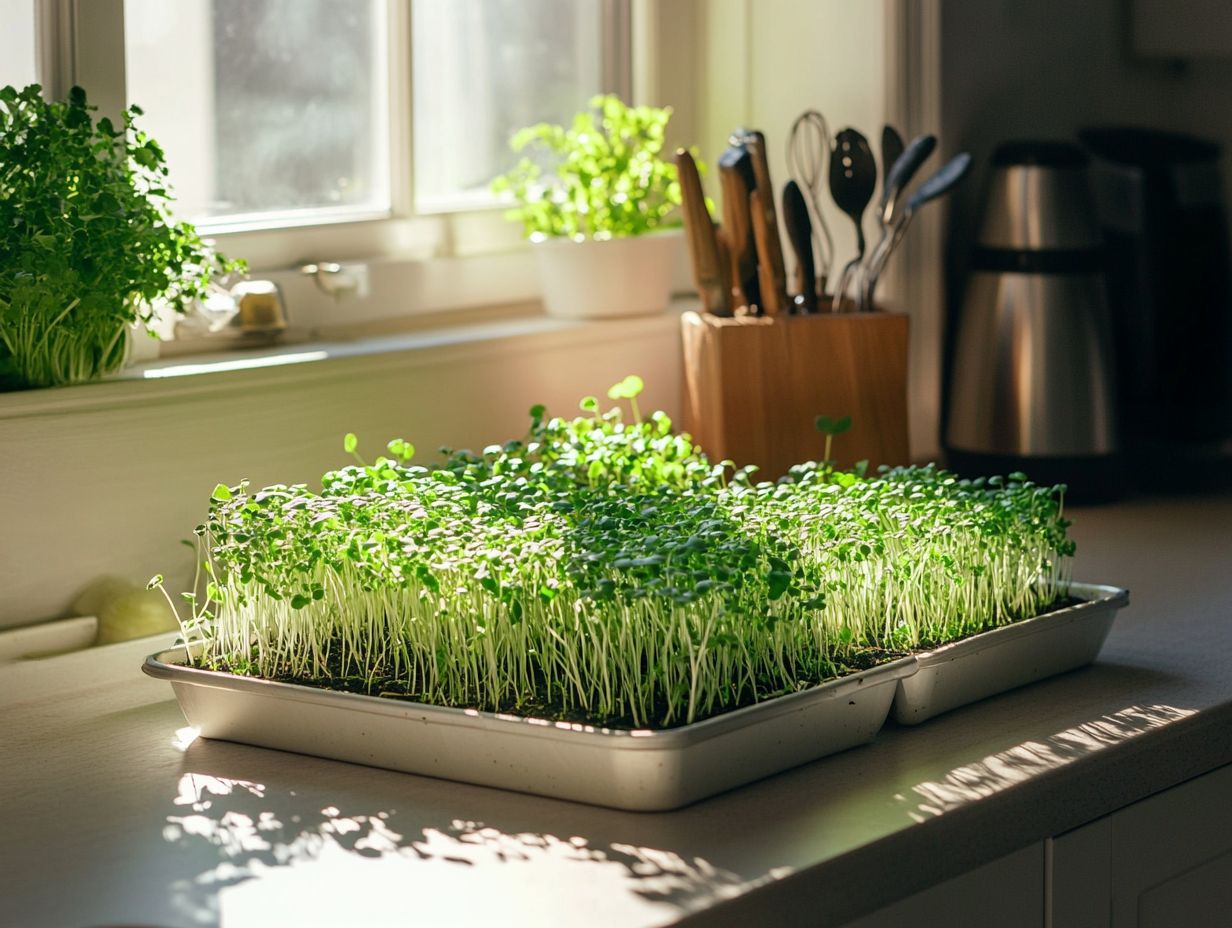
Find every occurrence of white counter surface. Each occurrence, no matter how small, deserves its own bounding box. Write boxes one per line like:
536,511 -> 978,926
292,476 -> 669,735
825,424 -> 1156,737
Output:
3,494 -> 1230,928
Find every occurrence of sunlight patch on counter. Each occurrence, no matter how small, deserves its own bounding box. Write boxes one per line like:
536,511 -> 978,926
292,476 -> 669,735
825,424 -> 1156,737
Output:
904,704 -> 1197,822
161,774 -> 790,927
171,725 -> 201,752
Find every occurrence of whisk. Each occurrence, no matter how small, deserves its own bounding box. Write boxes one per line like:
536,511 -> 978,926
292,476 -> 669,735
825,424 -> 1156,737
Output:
786,109 -> 835,290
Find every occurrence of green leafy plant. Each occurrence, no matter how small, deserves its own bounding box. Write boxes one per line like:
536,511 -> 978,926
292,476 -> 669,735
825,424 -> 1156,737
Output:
155,379 -> 1075,730
0,84 -> 243,389
814,413 -> 852,464
491,94 -> 691,240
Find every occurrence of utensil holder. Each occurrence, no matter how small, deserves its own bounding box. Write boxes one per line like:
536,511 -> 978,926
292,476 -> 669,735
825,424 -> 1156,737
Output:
680,310 -> 910,479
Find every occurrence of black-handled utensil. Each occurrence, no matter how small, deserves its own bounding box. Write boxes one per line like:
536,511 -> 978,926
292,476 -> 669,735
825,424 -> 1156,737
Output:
861,134 -> 937,310
863,152 -> 973,307
881,125 -> 905,199
879,134 -> 937,227
717,142 -> 761,313
781,180 -> 816,313
828,127 -> 877,312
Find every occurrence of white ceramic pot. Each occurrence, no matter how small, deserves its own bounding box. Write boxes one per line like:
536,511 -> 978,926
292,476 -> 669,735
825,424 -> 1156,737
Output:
532,228 -> 683,320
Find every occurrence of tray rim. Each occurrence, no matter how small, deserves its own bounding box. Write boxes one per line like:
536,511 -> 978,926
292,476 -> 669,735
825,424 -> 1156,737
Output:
910,581 -> 1129,668
143,648 -> 919,751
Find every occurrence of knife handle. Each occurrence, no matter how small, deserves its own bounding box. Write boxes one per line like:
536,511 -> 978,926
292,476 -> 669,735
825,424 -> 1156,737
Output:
718,147 -> 761,313
675,149 -> 731,317
750,189 -> 783,316
744,134 -> 788,314
714,225 -> 735,313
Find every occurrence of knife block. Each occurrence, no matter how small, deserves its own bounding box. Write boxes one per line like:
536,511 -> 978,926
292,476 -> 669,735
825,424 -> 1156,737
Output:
680,310 -> 910,479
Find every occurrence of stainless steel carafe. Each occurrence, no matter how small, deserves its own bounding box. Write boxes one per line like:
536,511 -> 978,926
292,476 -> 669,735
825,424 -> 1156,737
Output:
946,141 -> 1121,496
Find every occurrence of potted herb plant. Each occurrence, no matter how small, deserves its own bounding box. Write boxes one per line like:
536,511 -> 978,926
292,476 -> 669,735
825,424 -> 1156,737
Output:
492,95 -> 689,319
0,84 -> 241,390
144,378 -> 1127,810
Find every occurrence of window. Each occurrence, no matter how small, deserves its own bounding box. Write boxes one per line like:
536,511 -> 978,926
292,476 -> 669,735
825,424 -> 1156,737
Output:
24,0 -> 676,325
114,0 -> 626,242
124,0 -> 392,230
0,0 -> 38,90
411,0 -> 610,212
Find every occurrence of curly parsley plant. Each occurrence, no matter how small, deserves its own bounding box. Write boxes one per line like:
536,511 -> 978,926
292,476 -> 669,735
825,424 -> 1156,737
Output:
0,84 -> 242,389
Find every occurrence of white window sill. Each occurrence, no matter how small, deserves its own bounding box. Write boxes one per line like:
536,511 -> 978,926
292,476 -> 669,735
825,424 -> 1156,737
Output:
0,304 -> 689,420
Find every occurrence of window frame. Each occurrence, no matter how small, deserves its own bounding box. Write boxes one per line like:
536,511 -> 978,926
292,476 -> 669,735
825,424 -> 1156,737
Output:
36,0 -> 637,282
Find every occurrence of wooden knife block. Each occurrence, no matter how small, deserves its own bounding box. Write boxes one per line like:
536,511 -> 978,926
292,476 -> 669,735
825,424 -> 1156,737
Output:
680,310 -> 910,479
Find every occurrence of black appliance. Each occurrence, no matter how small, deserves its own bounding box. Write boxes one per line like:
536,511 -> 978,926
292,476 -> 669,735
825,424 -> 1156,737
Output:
1079,128 -> 1232,468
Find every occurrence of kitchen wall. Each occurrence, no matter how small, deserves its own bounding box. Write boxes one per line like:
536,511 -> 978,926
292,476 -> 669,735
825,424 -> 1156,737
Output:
938,0 -> 1232,412
0,318 -> 681,629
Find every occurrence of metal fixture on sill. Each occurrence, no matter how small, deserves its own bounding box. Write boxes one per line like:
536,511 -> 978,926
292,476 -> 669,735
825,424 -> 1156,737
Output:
232,279 -> 289,335
301,261 -> 369,300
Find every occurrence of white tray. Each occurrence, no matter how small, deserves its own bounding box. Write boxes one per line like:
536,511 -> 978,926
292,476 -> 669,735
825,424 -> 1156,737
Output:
144,650 -> 919,811
892,582 -> 1129,725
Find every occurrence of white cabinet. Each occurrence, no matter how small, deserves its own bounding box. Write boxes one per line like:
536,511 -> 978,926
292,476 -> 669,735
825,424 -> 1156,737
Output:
843,844 -> 1044,928
1049,763 -> 1232,928
844,764 -> 1232,928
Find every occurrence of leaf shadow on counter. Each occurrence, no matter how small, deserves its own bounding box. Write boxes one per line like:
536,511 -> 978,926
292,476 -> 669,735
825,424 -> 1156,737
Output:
159,739 -> 793,927
156,661 -> 1200,927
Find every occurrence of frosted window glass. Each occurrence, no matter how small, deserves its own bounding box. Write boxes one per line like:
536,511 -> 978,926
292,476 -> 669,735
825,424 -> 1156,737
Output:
0,0 -> 38,91
124,0 -> 390,225
411,0 -> 605,210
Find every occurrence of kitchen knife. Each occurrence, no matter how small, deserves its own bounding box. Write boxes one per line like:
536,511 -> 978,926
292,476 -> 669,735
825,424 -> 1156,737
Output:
675,148 -> 732,317
717,143 -> 761,313
742,132 -> 788,316
781,180 -> 817,314
714,225 -> 735,312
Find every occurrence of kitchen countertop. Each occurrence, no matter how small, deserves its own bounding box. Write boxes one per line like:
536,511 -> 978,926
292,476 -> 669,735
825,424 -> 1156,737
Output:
3,493 -> 1231,928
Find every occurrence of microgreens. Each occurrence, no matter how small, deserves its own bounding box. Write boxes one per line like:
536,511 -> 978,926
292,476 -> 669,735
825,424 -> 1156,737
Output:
491,95 -> 692,240
0,84 -> 243,389
156,379 -> 1075,729
814,414 -> 852,464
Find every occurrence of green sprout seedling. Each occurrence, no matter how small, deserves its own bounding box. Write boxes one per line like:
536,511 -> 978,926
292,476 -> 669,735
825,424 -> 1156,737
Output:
814,414 -> 852,464
163,378 -> 1074,729
607,374 -> 645,423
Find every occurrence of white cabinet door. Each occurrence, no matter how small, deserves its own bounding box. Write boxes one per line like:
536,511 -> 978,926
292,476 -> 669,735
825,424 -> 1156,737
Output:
1049,763 -> 1232,927
843,844 -> 1044,928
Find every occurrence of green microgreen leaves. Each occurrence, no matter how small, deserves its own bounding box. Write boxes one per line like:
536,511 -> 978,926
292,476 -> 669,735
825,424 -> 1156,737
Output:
386,439 -> 415,465
607,374 -> 644,400
815,414 -> 853,464
814,414 -> 852,436
174,378 -> 1074,730
0,83 -> 244,389
491,95 -> 692,240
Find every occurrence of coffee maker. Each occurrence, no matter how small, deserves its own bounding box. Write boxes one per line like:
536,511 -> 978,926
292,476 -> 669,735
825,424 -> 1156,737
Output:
946,141 -> 1123,500
1080,128 -> 1232,486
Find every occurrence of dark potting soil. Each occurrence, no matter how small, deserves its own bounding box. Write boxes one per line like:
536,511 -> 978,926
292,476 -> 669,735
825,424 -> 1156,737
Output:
197,645 -> 907,731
